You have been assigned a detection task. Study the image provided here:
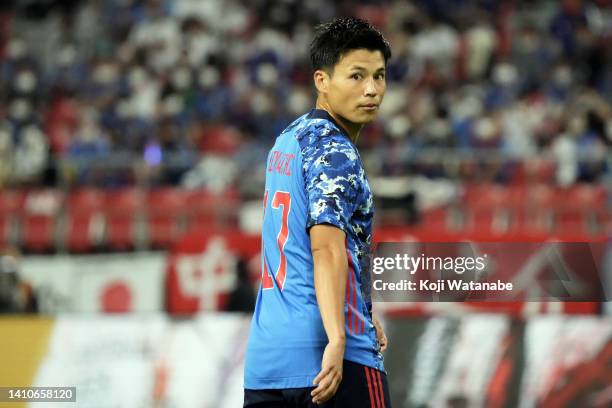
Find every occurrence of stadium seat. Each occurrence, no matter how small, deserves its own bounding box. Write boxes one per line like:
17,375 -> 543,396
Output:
462,183 -> 512,208
604,212 -> 612,234
184,188 -> 240,233
461,184 -> 519,233
104,188 -> 144,251
0,190 -> 26,247
506,185 -> 528,209
516,184 -> 556,233
554,184 -> 607,235
146,188 -> 189,249
464,208 -> 511,234
65,188 -> 105,252
561,184 -> 607,209
554,209 -> 589,235
419,208 -> 452,232
20,190 -> 63,252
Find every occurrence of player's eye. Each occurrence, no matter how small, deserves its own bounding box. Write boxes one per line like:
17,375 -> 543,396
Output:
350,73 -> 362,80
375,73 -> 385,80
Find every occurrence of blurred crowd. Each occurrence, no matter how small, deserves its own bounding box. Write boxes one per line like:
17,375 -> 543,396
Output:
0,0 -> 611,193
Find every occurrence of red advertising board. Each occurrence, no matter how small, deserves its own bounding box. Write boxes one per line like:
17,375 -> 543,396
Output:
166,228 -> 607,315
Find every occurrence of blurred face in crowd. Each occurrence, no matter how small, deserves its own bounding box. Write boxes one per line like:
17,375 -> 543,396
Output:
314,49 -> 386,136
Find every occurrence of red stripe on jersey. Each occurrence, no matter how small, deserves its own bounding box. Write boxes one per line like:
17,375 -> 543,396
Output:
346,257 -> 354,334
348,256 -> 357,334
352,269 -> 361,333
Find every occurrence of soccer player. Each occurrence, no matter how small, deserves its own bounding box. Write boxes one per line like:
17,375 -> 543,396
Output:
244,17 -> 392,407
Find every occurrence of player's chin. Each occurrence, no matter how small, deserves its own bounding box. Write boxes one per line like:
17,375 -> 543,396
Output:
354,109 -> 379,123
356,111 -> 378,125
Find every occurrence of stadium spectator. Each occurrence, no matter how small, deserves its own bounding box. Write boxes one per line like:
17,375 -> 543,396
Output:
0,0 -> 608,190
0,247 -> 37,313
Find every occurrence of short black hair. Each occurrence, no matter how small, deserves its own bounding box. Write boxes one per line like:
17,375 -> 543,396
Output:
310,17 -> 392,73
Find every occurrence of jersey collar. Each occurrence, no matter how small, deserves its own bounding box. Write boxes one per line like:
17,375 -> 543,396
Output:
308,109 -> 351,140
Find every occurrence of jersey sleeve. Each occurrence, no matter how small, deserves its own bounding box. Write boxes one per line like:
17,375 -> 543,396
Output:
303,135 -> 363,234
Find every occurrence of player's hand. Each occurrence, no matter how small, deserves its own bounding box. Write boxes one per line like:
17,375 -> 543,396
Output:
372,314 -> 388,352
311,341 -> 344,404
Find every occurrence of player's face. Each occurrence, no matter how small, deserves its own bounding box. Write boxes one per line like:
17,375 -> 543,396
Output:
327,49 -> 386,125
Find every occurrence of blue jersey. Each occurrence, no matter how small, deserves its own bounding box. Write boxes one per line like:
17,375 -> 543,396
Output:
244,109 -> 384,390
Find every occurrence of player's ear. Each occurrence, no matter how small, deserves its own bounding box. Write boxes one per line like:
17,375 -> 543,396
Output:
313,69 -> 329,94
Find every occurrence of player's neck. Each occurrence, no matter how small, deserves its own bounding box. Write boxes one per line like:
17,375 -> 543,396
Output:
314,101 -> 362,144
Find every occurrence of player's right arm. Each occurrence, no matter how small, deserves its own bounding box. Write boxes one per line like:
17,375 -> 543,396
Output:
310,223 -> 347,404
